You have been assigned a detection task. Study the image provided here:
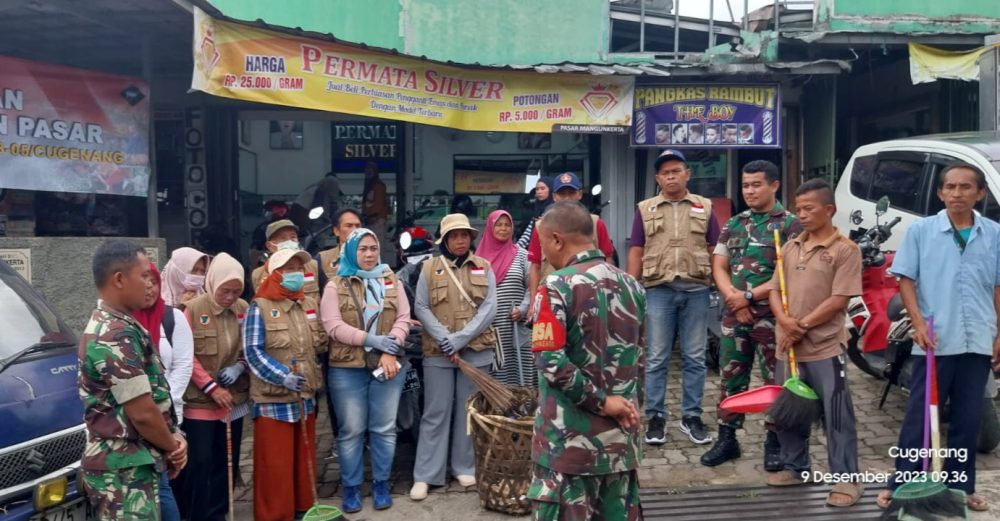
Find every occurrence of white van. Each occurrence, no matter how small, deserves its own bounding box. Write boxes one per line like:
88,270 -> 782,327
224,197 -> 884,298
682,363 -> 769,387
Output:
833,131 -> 1000,249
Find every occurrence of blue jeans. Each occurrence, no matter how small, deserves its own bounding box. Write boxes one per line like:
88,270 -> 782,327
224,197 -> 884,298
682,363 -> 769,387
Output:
159,472 -> 180,521
644,285 -> 709,419
328,365 -> 406,487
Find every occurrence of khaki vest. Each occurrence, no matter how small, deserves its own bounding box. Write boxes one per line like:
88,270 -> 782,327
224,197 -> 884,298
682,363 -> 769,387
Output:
248,296 -> 326,403
319,246 -> 341,282
539,214 -> 601,281
637,193 -> 713,288
252,258 -> 321,304
183,294 -> 250,409
327,269 -> 400,368
420,255 -> 498,358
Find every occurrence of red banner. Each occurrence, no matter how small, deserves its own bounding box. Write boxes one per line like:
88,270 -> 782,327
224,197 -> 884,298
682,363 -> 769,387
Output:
0,55 -> 150,196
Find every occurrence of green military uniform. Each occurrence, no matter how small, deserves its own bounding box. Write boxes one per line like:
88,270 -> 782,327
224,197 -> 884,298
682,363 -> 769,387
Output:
78,302 -> 178,520
527,249 -> 646,521
714,203 -> 801,427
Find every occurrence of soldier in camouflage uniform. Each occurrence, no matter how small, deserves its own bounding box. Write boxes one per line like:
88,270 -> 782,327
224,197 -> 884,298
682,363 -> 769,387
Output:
528,201 -> 645,521
701,161 -> 802,469
79,240 -> 187,520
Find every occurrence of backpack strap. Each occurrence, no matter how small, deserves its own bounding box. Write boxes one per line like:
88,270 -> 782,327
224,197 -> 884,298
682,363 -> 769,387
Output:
162,305 -> 176,343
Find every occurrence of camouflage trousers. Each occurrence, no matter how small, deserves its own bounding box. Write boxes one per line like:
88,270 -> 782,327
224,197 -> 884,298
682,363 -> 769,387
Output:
82,464 -> 160,521
716,316 -> 777,428
528,465 -> 642,521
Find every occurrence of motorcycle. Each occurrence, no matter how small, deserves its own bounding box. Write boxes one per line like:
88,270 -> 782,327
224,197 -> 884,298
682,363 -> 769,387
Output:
846,197 -> 1000,453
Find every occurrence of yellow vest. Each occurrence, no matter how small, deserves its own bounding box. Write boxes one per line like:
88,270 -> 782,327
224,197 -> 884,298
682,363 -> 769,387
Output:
183,294 -> 250,409
328,269 -> 400,368
420,255 -> 497,358
252,258 -> 321,304
248,296 -> 326,403
636,193 -> 713,288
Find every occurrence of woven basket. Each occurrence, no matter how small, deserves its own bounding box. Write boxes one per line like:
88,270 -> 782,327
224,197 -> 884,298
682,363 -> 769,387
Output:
466,387 -> 537,515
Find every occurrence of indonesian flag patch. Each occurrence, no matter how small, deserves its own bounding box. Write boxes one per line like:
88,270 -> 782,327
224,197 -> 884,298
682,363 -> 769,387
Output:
471,266 -> 486,276
304,272 -> 316,283
305,309 -> 317,321
237,313 -> 246,325
384,279 -> 394,289
531,287 -> 566,352
691,203 -> 706,213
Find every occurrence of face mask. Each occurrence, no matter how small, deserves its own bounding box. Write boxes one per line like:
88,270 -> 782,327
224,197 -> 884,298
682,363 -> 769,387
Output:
275,240 -> 300,251
280,272 -> 305,292
182,274 -> 205,291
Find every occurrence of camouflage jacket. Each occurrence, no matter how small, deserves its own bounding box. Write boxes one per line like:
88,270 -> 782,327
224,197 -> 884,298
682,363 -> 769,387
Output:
717,203 -> 801,321
78,301 -> 177,471
530,249 -> 645,476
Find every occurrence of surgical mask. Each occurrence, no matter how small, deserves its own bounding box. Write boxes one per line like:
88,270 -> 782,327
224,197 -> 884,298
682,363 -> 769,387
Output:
276,240 -> 300,251
182,274 -> 205,291
280,272 -> 305,292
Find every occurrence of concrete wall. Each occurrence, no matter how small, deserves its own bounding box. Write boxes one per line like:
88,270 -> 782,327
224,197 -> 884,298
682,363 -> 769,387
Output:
206,0 -> 609,65
0,237 -> 166,334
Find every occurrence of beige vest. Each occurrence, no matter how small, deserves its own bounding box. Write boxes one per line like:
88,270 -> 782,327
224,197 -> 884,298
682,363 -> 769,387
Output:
183,294 -> 250,409
328,269 -> 400,368
252,258 -> 321,304
637,193 -> 713,288
248,296 -> 326,403
319,246 -> 341,282
420,255 -> 498,358
539,214 -> 601,281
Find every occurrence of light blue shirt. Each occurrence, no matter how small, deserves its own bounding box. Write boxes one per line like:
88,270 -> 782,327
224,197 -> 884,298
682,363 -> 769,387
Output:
889,210 -> 1000,357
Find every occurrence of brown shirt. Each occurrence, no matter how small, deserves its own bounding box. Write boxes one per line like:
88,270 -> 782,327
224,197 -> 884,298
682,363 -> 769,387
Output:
768,228 -> 862,362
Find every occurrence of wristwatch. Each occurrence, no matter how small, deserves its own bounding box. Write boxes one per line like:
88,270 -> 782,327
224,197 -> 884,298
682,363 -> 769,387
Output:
744,290 -> 754,302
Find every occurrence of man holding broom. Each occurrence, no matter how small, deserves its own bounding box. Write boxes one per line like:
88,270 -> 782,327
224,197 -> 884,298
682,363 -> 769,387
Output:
527,201 -> 646,520
765,179 -> 864,507
877,163 -> 1000,513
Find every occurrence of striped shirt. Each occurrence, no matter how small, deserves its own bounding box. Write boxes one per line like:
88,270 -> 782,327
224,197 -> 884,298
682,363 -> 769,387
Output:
243,302 -> 316,422
494,248 -> 536,386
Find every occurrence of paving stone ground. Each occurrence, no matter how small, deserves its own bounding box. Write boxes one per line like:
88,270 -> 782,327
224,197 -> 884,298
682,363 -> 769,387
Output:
229,357 -> 1000,519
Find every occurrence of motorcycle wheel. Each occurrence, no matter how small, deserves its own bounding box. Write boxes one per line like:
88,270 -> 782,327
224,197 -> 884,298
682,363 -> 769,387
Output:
846,331 -> 885,380
706,328 -> 721,374
978,398 -> 1000,454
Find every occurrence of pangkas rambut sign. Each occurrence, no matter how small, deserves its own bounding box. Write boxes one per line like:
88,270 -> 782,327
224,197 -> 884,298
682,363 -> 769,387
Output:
190,7 -> 633,133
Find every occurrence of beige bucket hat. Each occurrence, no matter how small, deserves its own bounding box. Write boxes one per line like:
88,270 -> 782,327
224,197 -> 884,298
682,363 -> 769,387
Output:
435,213 -> 479,245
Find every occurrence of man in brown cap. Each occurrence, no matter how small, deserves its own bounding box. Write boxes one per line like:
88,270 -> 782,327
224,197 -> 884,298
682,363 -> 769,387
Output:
251,219 -> 322,304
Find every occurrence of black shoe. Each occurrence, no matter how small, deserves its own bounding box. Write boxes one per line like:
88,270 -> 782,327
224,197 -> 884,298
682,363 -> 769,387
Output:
764,430 -> 782,472
700,425 -> 741,467
679,416 -> 712,445
645,416 -> 667,445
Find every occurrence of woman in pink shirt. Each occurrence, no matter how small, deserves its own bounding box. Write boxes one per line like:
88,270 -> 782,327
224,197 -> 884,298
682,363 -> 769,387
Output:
321,228 -> 411,513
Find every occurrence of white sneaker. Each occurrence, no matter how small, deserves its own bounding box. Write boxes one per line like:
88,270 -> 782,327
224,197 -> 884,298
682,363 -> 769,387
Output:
456,475 -> 476,487
410,482 -> 429,501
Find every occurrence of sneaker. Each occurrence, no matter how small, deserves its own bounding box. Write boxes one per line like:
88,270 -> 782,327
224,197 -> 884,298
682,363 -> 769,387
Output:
342,484 -> 362,513
644,416 -> 667,445
373,480 -> 393,510
679,416 -> 712,445
409,482 -> 429,501
456,475 -> 476,488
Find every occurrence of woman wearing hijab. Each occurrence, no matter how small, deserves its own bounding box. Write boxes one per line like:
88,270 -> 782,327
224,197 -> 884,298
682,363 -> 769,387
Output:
517,177 -> 553,248
321,229 -> 411,513
477,210 -> 534,386
161,247 -> 210,309
134,262 -> 194,521
179,253 -> 250,521
244,249 -> 327,521
410,214 -> 498,501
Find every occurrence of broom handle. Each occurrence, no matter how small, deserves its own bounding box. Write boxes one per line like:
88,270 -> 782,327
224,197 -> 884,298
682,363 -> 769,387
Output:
928,316 -> 942,473
772,228 -> 798,378
226,412 -> 234,521
291,358 -> 319,507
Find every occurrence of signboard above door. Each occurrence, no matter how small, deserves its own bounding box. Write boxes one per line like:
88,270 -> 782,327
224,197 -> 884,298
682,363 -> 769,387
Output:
330,121 -> 402,173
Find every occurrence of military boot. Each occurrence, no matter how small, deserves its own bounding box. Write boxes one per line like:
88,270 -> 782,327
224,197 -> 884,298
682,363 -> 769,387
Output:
700,425 -> 741,467
764,430 -> 782,472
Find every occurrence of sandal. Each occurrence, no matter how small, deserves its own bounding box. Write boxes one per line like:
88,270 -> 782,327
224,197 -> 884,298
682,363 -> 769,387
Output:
766,470 -> 807,487
968,494 -> 990,512
876,489 -> 893,509
827,482 -> 865,507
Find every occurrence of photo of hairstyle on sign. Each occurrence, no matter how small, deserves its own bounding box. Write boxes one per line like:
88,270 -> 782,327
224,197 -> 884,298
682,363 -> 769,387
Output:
632,84 -> 780,148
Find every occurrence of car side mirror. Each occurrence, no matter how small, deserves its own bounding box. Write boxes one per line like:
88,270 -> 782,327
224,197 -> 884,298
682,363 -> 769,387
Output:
875,196 -> 890,216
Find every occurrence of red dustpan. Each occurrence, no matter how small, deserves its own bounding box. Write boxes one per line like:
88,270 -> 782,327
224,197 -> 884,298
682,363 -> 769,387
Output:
720,385 -> 784,414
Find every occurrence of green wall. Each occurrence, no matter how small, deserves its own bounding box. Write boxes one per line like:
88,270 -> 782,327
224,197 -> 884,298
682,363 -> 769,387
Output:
817,0 -> 1000,34
207,0 -> 609,65
834,0 -> 998,18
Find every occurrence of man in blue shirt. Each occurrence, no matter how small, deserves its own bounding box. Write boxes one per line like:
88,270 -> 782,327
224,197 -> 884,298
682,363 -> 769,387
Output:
879,163 -> 1000,512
